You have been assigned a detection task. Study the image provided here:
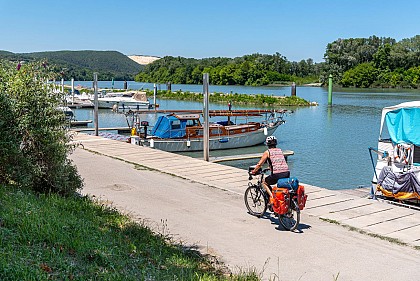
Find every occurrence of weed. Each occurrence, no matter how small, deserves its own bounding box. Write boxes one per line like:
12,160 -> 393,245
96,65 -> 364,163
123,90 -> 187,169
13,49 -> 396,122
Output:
0,184 -> 259,280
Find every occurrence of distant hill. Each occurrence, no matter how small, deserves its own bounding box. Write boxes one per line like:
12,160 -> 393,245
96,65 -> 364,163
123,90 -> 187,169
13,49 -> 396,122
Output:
128,55 -> 160,65
0,50 -> 143,81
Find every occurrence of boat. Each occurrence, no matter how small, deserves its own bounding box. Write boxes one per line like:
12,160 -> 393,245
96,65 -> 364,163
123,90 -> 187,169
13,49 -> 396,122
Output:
92,90 -> 150,110
129,109 -> 287,152
66,90 -> 94,108
369,101 -> 420,202
57,106 -> 92,127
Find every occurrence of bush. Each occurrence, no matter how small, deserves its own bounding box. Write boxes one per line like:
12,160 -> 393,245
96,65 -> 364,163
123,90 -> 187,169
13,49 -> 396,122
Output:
340,62 -> 378,88
0,60 -> 83,195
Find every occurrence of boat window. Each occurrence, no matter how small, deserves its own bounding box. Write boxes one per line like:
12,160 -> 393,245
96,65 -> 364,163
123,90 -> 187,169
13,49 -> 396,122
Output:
186,119 -> 198,127
211,128 -> 222,135
414,145 -> 420,165
171,120 -> 181,130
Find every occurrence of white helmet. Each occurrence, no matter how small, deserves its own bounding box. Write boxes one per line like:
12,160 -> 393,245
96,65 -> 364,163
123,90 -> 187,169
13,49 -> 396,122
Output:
266,135 -> 277,146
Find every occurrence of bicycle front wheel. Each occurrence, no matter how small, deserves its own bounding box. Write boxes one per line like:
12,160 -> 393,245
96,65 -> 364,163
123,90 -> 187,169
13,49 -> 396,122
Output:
278,199 -> 300,231
244,185 -> 267,217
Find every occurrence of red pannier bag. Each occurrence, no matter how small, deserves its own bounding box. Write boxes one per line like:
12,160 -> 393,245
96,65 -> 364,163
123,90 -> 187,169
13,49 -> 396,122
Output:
297,185 -> 308,210
272,187 -> 289,214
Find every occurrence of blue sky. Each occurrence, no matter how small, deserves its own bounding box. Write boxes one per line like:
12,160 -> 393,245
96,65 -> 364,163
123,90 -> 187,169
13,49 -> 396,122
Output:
1,0 -> 419,62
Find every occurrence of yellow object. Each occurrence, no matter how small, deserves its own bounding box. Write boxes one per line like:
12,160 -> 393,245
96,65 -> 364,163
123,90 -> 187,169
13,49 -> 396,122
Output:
377,184 -> 420,200
131,127 -> 137,136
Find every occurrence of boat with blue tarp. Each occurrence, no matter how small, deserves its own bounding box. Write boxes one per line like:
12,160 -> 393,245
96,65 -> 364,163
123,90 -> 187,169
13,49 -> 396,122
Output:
369,101 -> 420,202
128,109 -> 288,152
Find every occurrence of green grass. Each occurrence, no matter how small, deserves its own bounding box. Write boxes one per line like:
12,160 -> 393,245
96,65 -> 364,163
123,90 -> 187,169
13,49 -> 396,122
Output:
0,184 -> 259,280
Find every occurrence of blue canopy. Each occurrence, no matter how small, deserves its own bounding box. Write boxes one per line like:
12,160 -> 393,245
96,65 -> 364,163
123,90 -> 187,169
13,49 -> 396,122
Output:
151,115 -> 187,138
385,108 -> 420,145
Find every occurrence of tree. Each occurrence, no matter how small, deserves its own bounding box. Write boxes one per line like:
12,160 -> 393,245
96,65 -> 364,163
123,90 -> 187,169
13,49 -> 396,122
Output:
373,44 -> 392,70
340,62 -> 378,88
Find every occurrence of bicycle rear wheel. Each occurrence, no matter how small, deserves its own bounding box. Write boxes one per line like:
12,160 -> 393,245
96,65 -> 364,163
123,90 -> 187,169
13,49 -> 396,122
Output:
244,185 -> 267,217
278,199 -> 300,231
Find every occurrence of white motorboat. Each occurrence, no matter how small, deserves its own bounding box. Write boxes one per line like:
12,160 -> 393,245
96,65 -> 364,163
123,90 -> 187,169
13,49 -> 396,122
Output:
93,90 -> 150,110
369,101 -> 420,201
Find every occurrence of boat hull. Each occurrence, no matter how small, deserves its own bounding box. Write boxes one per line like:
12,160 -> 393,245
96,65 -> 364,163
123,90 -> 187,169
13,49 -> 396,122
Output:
97,100 -> 150,110
140,124 -> 280,152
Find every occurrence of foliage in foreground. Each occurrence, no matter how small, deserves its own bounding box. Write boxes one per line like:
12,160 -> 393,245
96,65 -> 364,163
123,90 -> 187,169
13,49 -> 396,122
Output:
0,60 -> 83,194
144,90 -> 311,106
0,185 -> 259,280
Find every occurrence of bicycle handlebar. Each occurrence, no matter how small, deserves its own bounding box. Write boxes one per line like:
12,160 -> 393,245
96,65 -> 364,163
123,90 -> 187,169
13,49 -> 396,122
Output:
248,168 -> 271,180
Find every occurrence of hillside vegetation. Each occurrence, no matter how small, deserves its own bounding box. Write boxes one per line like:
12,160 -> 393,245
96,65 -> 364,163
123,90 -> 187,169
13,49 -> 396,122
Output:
3,34 -> 419,88
135,35 -> 420,89
321,35 -> 420,88
0,50 -> 142,81
135,53 -> 322,86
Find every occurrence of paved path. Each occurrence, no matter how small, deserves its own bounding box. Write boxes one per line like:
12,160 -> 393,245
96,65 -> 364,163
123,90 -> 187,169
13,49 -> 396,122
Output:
70,133 -> 420,280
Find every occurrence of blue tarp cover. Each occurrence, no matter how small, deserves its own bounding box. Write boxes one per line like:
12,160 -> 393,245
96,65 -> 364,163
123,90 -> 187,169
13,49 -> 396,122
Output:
385,108 -> 420,146
151,115 -> 187,138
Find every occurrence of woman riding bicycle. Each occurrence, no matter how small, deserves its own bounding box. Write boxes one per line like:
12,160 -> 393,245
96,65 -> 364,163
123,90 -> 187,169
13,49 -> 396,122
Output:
251,135 -> 290,203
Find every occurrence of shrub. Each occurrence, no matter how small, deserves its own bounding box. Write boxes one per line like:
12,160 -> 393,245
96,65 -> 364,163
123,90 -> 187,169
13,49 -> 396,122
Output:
0,60 -> 83,195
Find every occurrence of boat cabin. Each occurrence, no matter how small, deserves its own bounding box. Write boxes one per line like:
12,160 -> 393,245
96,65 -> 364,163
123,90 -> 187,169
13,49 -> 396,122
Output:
150,113 -> 261,139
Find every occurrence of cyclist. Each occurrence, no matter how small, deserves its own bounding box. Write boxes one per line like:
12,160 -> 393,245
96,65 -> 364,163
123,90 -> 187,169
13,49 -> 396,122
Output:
251,135 -> 290,203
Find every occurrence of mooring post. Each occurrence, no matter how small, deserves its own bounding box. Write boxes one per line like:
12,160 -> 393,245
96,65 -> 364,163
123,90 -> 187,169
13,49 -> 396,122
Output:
153,83 -> 157,111
291,82 -> 296,96
328,74 -> 333,106
203,73 -> 210,162
71,78 -> 75,105
93,73 -> 99,136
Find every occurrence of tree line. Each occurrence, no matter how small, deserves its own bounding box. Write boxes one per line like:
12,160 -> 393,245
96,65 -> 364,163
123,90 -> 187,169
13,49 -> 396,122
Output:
136,35 -> 420,89
135,53 -> 322,86
323,35 -> 420,88
0,50 -> 142,81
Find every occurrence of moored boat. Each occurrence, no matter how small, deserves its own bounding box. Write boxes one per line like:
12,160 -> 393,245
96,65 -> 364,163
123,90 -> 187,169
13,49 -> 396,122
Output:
369,101 -> 420,202
129,109 -> 287,152
92,90 -> 150,110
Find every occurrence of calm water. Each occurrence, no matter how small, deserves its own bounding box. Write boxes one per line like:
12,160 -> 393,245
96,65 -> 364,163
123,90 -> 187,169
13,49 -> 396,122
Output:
71,81 -> 420,190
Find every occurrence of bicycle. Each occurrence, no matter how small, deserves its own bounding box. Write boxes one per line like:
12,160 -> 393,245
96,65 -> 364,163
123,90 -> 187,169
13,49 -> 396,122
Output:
244,166 -> 307,231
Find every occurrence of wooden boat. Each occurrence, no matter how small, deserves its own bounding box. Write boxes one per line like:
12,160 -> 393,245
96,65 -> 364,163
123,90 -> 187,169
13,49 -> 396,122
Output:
369,101 -> 420,202
129,109 -> 287,152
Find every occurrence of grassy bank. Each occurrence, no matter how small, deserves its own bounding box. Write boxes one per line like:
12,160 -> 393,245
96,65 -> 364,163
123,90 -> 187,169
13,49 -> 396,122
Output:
0,185 -> 258,280
144,90 -> 311,106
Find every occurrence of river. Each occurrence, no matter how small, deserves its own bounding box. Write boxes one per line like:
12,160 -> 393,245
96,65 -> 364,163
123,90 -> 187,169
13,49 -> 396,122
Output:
69,81 -> 420,190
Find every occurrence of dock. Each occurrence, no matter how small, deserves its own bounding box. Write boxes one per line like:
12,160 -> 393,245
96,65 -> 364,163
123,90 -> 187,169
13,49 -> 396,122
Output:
210,150 -> 294,163
72,127 -> 131,134
71,132 -> 420,248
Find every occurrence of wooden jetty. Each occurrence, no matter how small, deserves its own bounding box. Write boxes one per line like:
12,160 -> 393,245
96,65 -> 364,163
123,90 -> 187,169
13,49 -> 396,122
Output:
210,150 -> 294,163
72,127 -> 131,134
71,132 -> 420,248
70,120 -> 92,127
